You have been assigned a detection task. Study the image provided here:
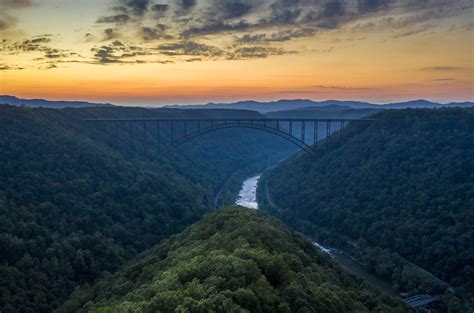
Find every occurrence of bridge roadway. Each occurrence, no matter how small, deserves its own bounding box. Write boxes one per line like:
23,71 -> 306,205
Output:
84,117 -> 374,156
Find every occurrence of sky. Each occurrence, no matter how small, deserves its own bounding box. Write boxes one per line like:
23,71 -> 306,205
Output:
0,0 -> 473,106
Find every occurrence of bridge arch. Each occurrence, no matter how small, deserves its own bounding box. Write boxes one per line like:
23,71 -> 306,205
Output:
167,121 -> 316,156
84,118 -> 373,158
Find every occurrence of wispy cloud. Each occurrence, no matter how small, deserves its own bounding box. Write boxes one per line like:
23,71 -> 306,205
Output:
432,78 -> 456,81
0,63 -> 24,70
0,0 -> 33,33
2,0 -> 472,69
92,0 -> 472,51
314,85 -> 375,91
280,85 -> 376,94
420,66 -> 468,71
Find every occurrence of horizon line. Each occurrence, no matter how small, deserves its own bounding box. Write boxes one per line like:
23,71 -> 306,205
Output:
2,94 -> 473,108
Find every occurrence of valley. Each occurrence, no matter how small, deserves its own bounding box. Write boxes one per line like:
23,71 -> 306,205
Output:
0,103 -> 472,312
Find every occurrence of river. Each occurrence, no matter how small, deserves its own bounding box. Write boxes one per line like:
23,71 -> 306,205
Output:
235,175 -> 261,209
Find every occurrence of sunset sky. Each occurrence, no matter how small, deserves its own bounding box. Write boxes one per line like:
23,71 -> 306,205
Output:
0,0 -> 473,106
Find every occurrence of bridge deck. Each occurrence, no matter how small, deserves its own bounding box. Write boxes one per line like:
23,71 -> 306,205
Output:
83,118 -> 375,122
83,117 -> 375,156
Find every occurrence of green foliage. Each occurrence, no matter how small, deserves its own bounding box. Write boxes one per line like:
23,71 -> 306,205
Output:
0,104 -> 295,312
60,207 -> 407,313
261,109 -> 474,308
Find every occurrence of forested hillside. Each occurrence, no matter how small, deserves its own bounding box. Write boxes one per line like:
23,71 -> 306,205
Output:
60,207 -> 408,313
0,104 -> 294,312
260,109 -> 474,309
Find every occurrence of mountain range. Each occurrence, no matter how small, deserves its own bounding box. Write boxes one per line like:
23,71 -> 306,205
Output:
0,95 -> 113,109
2,95 -> 473,112
172,99 -> 474,113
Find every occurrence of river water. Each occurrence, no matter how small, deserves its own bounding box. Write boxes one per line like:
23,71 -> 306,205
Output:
235,175 -> 261,209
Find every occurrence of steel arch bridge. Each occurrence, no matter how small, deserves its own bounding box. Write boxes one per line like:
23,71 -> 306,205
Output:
84,118 -> 373,157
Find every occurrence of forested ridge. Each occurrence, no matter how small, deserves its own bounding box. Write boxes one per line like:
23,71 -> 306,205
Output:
260,109 -> 474,310
60,207 -> 408,313
0,104 -> 294,312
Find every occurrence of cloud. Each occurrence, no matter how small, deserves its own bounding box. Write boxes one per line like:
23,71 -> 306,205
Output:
121,0 -> 150,15
30,36 -> 51,43
1,36 -> 56,54
151,3 -> 169,16
43,48 -> 70,59
0,0 -> 33,33
156,40 -> 295,60
432,78 -> 456,81
420,66 -> 466,71
1,0 -> 33,9
463,22 -> 474,31
90,40 -> 173,65
314,85 -> 374,90
237,28 -> 315,43
158,41 -> 225,58
0,63 -> 24,70
212,0 -> 255,19
0,14 -> 15,31
181,0 -> 196,10
104,28 -> 120,40
5,0 -> 471,69
93,45 -> 121,63
392,24 -> 432,38
96,14 -> 130,24
321,0 -> 345,18
358,0 -> 391,13
0,35 -> 80,70
140,25 -> 172,41
350,5 -> 471,39
66,0 -> 466,67
279,84 -> 376,94
96,0 -> 470,43
229,46 -> 290,59
181,20 -> 251,37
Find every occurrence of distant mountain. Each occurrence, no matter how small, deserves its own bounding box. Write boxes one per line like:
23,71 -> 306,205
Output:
315,100 -> 380,109
2,95 -> 472,111
266,104 -> 384,119
169,99 -> 380,112
169,99 -> 322,113
171,99 -> 474,113
383,99 -> 444,109
385,99 -> 474,109
448,102 -> 474,108
0,95 -> 113,108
